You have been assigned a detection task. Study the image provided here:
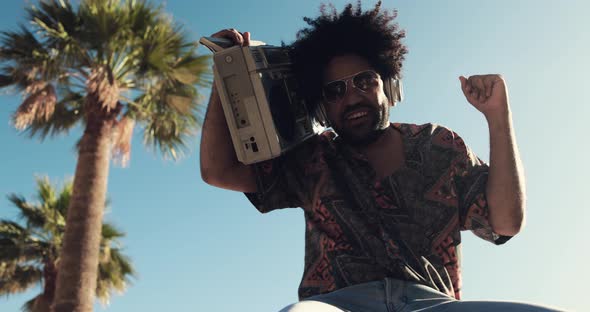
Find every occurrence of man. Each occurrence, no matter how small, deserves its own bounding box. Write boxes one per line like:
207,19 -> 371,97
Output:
200,2 -> 562,311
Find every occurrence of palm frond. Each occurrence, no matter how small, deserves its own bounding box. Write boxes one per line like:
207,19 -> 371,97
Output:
132,15 -> 186,76
87,66 -> 119,112
34,177 -> 66,238
3,0 -> 211,165
6,195 -> 46,229
27,0 -> 84,69
115,0 -> 211,87
0,4 -> 84,136
12,84 -> 57,130
0,265 -> 42,295
0,25 -> 65,87
122,0 -> 161,35
0,26 -> 44,65
0,203 -> 54,264
35,177 -> 56,208
133,79 -> 203,160
111,116 -> 135,167
96,247 -> 135,305
78,0 -> 125,58
109,248 -> 135,279
54,179 -> 73,219
0,220 -> 28,240
142,109 -> 197,160
0,237 -> 48,264
0,65 -> 33,93
101,223 -> 125,242
3,54 -> 58,132
118,15 -> 210,161
2,175 -> 135,305
24,90 -> 84,139
172,54 -> 212,87
4,177 -> 113,264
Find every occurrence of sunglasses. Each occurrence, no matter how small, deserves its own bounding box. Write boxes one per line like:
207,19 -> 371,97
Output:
322,70 -> 381,104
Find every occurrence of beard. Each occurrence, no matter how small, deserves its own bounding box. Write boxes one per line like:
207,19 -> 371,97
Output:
333,102 -> 390,147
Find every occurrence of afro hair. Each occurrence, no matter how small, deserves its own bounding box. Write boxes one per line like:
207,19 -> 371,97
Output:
290,1 -> 408,115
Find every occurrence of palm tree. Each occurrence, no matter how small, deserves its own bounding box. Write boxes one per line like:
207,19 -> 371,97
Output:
0,177 -> 135,312
0,1 -> 210,311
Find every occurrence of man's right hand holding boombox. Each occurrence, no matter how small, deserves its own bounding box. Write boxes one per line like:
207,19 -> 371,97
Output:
199,29 -> 259,194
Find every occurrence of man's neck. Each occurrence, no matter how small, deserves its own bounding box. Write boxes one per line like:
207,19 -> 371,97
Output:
359,125 -> 405,180
355,124 -> 395,154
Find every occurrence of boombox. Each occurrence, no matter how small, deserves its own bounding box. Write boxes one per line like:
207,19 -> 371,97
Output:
200,36 -> 323,164
199,36 -> 404,164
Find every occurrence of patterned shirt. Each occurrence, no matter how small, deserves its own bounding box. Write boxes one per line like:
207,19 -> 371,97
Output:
245,123 -> 510,300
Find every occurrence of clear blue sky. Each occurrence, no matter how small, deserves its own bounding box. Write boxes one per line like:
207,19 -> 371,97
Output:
1,0 -> 588,311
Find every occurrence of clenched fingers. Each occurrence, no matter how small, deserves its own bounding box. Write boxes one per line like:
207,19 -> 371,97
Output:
211,28 -> 250,47
459,74 -> 503,104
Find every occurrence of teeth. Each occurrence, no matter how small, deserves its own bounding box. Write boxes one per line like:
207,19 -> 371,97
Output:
347,112 -> 367,120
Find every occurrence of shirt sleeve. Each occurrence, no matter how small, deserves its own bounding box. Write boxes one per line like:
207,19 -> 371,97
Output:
447,129 -> 512,245
244,137 -> 318,213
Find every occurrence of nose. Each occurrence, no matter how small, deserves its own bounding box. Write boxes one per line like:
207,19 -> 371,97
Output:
340,79 -> 364,106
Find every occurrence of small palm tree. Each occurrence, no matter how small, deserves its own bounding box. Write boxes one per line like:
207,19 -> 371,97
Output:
0,1 -> 209,311
0,177 -> 135,312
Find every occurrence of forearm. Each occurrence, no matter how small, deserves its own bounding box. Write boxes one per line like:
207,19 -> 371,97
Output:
485,110 -> 526,236
199,84 -> 256,192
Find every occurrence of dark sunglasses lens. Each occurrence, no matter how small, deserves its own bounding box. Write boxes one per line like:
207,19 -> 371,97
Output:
323,81 -> 346,102
353,71 -> 379,91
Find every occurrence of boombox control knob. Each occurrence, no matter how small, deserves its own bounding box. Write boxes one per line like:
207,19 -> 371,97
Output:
225,55 -> 233,63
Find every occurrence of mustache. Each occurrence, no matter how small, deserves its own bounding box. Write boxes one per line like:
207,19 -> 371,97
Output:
341,103 -> 375,118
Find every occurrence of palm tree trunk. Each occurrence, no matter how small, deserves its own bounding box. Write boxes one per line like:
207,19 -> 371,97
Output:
51,96 -> 116,312
34,259 -> 58,312
33,295 -> 52,312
